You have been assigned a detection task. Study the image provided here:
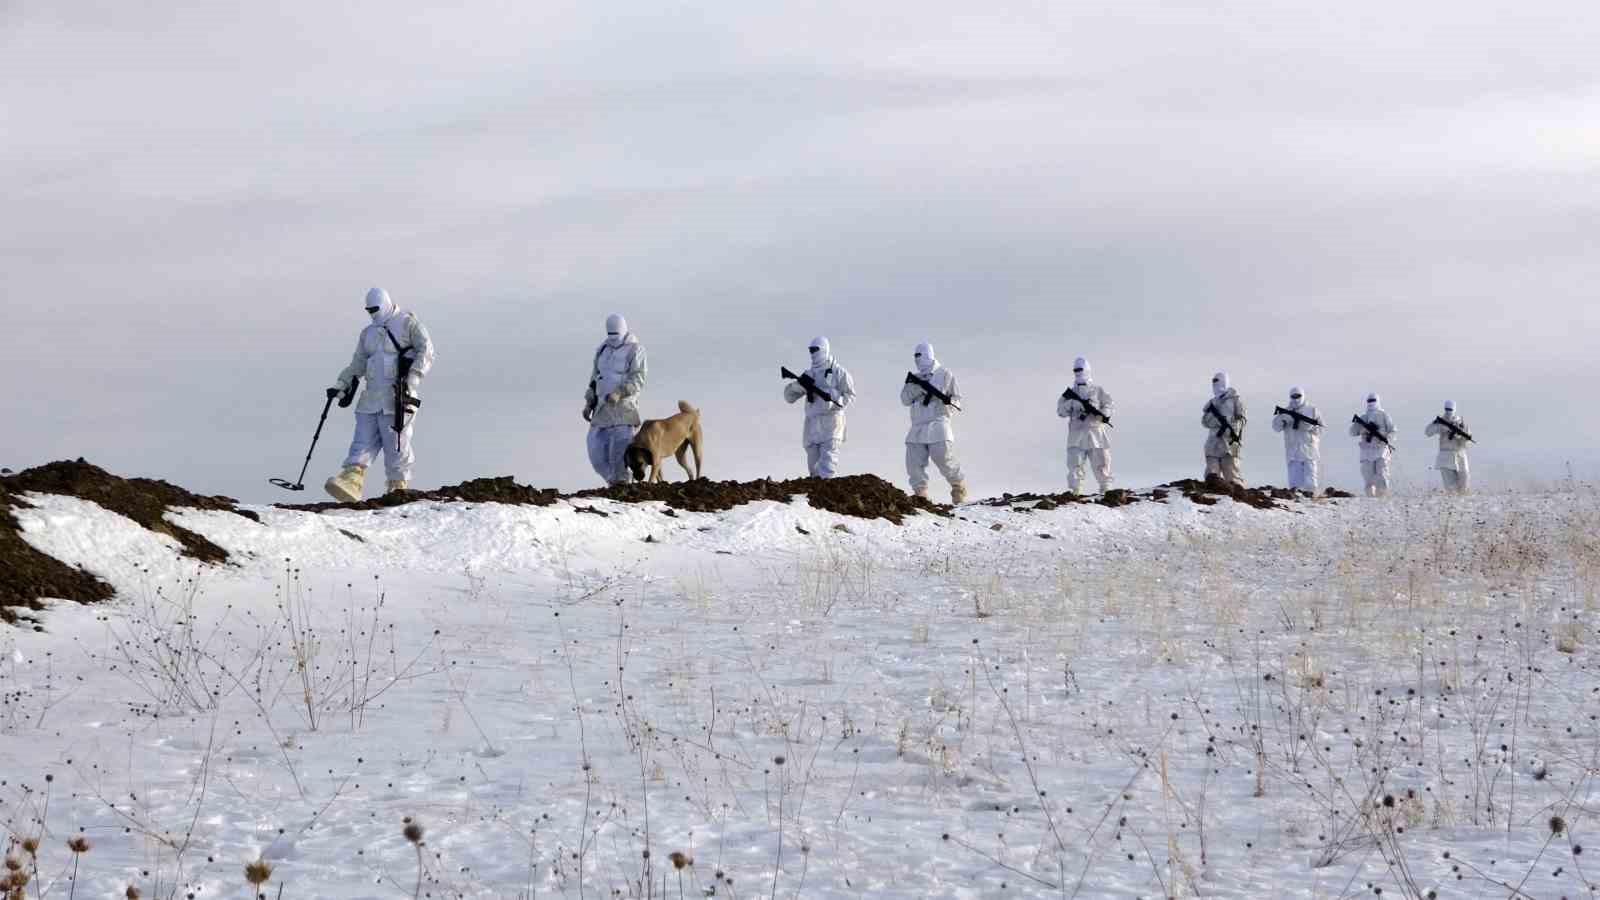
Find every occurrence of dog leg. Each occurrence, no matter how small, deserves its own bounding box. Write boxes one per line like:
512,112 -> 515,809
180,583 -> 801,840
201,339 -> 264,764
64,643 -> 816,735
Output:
675,441 -> 695,480
687,430 -> 703,479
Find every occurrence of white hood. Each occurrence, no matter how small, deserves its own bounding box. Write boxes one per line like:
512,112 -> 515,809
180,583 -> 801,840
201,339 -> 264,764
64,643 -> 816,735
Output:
365,287 -> 396,324
914,342 -> 937,375
1074,356 -> 1091,386
809,336 -> 832,369
604,313 -> 628,348
1212,371 -> 1230,398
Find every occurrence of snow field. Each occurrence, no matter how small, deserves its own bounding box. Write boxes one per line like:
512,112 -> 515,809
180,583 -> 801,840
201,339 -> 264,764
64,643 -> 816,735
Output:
2,487 -> 1600,897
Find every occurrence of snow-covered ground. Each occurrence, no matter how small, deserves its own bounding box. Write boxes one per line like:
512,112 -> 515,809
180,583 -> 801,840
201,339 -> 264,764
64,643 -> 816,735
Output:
5,485 -> 1600,898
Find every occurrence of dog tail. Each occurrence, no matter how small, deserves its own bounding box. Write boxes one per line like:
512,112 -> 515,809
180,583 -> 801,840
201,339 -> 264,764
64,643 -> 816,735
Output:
677,400 -> 698,418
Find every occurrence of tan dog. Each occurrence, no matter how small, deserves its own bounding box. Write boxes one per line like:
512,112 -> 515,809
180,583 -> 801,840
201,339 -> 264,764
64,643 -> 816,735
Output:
624,401 -> 703,483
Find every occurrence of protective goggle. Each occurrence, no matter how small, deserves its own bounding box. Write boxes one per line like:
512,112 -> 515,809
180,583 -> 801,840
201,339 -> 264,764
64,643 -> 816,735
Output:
365,306 -> 381,313
808,346 -> 821,353
1289,393 -> 1302,399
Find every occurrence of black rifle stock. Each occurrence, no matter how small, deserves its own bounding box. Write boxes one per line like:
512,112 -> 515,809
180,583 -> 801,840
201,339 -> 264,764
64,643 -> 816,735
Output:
781,366 -> 836,405
1273,405 -> 1321,430
1205,400 -> 1241,445
1431,416 -> 1475,443
1351,414 -> 1391,447
905,372 -> 961,410
392,348 -> 419,449
1061,386 -> 1111,427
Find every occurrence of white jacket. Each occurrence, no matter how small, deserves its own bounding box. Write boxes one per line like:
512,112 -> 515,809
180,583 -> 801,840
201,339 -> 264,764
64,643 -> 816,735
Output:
1270,401 -> 1324,462
336,308 -> 435,416
1424,414 -> 1472,473
585,335 -> 648,428
1057,383 -> 1113,450
784,360 -> 856,446
1202,389 -> 1246,458
1348,409 -> 1396,461
901,365 -> 960,444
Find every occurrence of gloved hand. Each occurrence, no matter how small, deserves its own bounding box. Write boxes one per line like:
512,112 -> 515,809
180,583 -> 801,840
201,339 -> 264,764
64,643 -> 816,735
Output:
327,387 -> 342,399
605,391 -> 622,406
582,405 -> 594,423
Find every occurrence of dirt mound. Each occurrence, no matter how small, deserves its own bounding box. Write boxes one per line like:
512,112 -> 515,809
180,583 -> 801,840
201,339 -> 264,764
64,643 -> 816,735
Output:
0,490 -> 114,625
0,459 -> 259,623
984,478 -> 1331,512
579,474 -> 946,524
284,473 -> 942,524
280,476 -> 560,513
1159,477 -> 1298,511
2,459 -> 254,564
981,489 -> 1141,511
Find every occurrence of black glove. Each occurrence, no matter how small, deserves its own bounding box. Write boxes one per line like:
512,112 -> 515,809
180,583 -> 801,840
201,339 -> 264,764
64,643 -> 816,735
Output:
326,387 -> 341,399
336,380 -> 359,408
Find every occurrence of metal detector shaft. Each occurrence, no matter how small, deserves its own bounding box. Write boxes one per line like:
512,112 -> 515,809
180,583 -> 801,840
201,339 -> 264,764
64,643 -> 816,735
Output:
272,394 -> 336,491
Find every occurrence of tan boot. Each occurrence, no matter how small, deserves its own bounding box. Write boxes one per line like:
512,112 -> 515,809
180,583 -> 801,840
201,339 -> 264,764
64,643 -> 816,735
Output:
912,484 -> 930,500
950,481 -> 968,505
385,479 -> 409,495
324,465 -> 366,502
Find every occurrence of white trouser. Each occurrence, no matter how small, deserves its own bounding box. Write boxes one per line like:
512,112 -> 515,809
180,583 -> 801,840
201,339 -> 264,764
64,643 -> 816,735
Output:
1067,447 -> 1113,493
1205,454 -> 1243,486
907,441 -> 963,491
343,411 -> 416,482
1441,468 -> 1469,493
806,441 -> 841,478
1287,459 -> 1318,492
587,424 -> 636,485
1360,459 -> 1391,496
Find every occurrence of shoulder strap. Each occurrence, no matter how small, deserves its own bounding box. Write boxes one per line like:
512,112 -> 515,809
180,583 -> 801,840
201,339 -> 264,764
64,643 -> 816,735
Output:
383,318 -> 412,355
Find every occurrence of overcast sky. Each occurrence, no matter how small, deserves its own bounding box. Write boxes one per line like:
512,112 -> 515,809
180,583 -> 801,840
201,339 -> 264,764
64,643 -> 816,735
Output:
4,1 -> 1598,503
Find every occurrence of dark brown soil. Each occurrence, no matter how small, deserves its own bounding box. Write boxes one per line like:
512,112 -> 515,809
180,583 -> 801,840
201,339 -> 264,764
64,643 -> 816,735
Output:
980,489 -> 1141,511
0,459 -> 258,623
281,476 -> 560,513
0,490 -> 114,625
581,474 -> 946,524
284,473 -> 942,525
3,459 -> 254,563
1160,477 -> 1299,511
983,476 -> 1336,513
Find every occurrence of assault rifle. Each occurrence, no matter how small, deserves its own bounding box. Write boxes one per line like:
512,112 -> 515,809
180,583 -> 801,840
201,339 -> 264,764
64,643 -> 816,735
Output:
1061,386 -> 1111,426
1205,401 -> 1241,445
1351,414 -> 1391,447
781,366 -> 836,406
386,327 -> 420,450
1431,416 -> 1475,443
905,372 -> 961,410
1273,405 -> 1321,430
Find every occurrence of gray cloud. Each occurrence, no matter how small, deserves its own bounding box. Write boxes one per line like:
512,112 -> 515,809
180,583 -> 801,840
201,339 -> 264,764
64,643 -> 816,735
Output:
3,0 -> 1597,500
